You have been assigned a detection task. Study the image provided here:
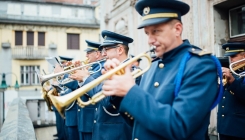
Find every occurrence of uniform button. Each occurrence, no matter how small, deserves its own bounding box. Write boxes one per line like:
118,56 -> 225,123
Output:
223,96 -> 225,99
127,114 -> 130,117
230,91 -> 234,95
94,120 -> 96,123
130,117 -> 134,120
112,105 -> 116,109
95,108 -> 97,111
134,138 -> 138,140
78,109 -> 80,112
154,82 -> 159,87
222,115 -> 224,117
222,106 -> 224,108
125,112 -> 128,115
159,63 -> 164,68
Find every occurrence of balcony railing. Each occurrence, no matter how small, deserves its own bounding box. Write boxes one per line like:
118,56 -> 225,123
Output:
12,46 -> 48,60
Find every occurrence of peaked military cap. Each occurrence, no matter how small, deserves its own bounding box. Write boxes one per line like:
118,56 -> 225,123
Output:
59,56 -> 73,62
84,40 -> 101,52
135,0 -> 190,29
222,42 -> 245,56
100,30 -> 133,49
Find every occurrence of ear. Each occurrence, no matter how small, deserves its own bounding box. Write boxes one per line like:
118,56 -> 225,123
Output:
174,22 -> 183,37
117,45 -> 123,55
95,51 -> 100,59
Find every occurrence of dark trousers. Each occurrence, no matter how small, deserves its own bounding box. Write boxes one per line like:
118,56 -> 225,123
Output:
205,128 -> 210,140
79,132 -> 92,140
55,111 -> 66,140
66,126 -> 79,140
220,134 -> 245,140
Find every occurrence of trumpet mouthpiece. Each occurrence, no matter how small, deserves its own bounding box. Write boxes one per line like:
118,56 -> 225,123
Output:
147,46 -> 156,53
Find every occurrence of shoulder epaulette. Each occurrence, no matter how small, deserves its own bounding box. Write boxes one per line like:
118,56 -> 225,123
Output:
188,48 -> 212,56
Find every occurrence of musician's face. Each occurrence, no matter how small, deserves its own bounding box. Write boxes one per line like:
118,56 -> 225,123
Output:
144,20 -> 183,58
230,52 -> 245,63
102,46 -> 119,60
86,51 -> 98,63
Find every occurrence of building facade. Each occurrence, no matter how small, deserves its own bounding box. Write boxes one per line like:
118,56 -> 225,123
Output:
99,0 -> 245,136
0,0 -> 100,127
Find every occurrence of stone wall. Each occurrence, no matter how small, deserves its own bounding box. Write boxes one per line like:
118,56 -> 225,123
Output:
0,98 -> 36,140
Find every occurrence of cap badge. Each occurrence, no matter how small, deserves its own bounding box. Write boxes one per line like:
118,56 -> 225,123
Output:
104,36 -> 107,39
226,47 -> 229,51
143,7 -> 150,15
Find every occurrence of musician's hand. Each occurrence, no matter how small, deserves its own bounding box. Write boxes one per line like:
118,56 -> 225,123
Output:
54,64 -> 64,73
102,59 -> 135,97
74,61 -> 81,67
222,67 -> 235,84
101,58 -> 120,76
69,69 -> 90,82
65,61 -> 73,67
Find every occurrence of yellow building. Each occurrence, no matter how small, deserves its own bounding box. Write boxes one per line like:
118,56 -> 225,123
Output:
0,0 -> 100,126
0,1 -> 100,91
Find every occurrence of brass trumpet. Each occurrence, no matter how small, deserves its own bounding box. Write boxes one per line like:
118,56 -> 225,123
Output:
38,61 -> 102,86
49,48 -> 155,117
230,58 -> 245,77
223,58 -> 245,85
63,59 -> 89,71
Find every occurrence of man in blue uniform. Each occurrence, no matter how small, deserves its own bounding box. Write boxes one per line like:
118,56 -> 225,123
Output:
69,40 -> 105,140
54,56 -> 74,140
101,0 -> 222,140
217,42 -> 245,140
90,30 -> 134,140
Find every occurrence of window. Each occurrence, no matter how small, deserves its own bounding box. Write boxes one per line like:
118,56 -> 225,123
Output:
27,31 -> 34,46
230,5 -> 245,38
67,33 -> 80,50
21,65 -> 40,85
15,31 -> 23,45
38,32 -> 45,46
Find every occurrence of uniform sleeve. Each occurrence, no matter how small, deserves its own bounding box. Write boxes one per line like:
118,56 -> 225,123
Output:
80,75 -> 112,107
227,78 -> 245,100
119,56 -> 218,139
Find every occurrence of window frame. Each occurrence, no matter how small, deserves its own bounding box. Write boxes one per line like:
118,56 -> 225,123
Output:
67,33 -> 80,50
38,32 -> 45,46
20,65 -> 40,85
27,31 -> 34,46
229,4 -> 245,38
15,31 -> 23,46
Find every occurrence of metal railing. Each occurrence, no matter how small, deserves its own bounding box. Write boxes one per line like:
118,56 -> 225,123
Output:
12,46 -> 48,60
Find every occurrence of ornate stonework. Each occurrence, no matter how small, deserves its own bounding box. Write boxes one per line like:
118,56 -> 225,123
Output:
130,0 -> 137,6
115,17 -> 128,35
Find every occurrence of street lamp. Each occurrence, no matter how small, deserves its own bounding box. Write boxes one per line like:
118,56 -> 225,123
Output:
0,73 -> 20,123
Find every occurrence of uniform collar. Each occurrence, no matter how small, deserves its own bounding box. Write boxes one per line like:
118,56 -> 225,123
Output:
121,57 -> 130,64
161,40 -> 191,60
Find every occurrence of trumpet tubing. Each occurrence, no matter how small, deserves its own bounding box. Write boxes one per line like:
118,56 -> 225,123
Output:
229,58 -> 245,77
49,50 -> 154,117
39,61 -> 102,86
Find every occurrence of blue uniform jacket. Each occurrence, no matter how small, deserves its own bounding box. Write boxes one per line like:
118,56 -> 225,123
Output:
64,88 -> 78,127
77,60 -> 105,132
119,40 -> 218,140
91,59 -> 135,140
217,74 -> 245,138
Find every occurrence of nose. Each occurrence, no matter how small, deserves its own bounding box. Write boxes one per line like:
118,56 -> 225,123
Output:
148,34 -> 156,46
102,51 -> 107,57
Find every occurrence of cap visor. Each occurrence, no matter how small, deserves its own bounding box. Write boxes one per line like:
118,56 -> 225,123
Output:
224,52 -> 239,56
84,48 -> 95,52
137,18 -> 173,29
